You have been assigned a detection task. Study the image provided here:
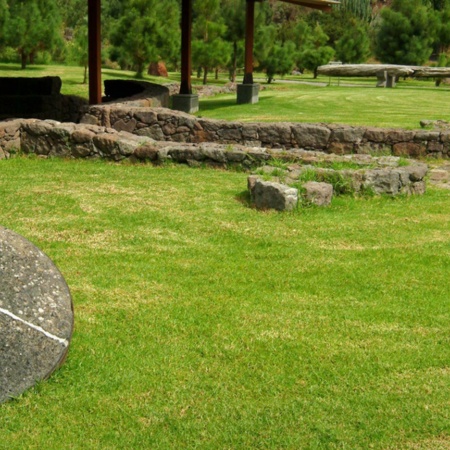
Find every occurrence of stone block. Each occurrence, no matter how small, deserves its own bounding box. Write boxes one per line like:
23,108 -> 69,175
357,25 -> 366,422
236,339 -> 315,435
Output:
251,179 -> 298,211
172,94 -> 199,114
302,181 -> 333,206
237,84 -> 259,104
393,142 -> 426,158
331,127 -> 365,143
363,168 -> 401,195
291,124 -> 331,149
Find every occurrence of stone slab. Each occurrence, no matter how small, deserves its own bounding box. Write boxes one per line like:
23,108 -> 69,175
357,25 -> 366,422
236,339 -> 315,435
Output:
171,94 -> 199,114
237,84 -> 259,104
0,226 -> 73,403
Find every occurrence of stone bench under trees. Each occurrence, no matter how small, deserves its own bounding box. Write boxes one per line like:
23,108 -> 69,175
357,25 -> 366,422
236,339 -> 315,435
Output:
318,64 -> 450,88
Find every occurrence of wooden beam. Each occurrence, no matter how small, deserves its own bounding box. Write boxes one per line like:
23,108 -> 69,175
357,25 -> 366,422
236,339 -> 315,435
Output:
243,0 -> 256,85
88,0 -> 102,105
180,0 -> 193,95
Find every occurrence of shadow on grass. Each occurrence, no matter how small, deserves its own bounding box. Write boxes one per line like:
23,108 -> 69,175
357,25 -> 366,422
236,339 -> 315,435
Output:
0,64 -> 46,72
235,190 -> 253,208
199,95 -> 275,112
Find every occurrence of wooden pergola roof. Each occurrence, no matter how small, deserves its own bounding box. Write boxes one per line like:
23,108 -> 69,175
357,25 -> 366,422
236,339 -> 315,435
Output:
87,0 -> 338,105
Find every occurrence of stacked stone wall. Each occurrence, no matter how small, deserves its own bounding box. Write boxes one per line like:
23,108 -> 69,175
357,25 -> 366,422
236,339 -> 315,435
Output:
80,105 -> 449,159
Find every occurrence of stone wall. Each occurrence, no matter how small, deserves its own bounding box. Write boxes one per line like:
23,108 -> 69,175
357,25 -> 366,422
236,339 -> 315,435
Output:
80,105 -> 450,159
1,104 -> 449,164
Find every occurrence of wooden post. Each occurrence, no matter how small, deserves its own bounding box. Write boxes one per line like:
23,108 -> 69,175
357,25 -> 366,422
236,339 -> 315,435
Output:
88,0 -> 102,105
243,0 -> 256,85
180,0 -> 193,95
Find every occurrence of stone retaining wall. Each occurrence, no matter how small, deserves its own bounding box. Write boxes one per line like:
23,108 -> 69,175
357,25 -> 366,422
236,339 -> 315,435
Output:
1,108 -> 449,165
80,105 -> 449,159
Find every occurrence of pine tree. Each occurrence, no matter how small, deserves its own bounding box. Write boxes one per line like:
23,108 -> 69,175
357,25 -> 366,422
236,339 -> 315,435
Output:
6,0 -> 63,69
335,21 -> 370,63
297,24 -> 334,78
0,0 -> 8,47
375,0 -> 437,65
192,0 -> 231,84
110,0 -> 179,78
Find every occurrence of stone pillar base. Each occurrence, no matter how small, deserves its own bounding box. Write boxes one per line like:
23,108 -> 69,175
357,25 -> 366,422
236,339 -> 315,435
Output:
237,83 -> 259,104
172,94 -> 199,114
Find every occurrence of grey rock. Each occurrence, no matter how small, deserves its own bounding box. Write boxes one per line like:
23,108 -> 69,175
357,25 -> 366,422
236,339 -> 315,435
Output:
252,179 -> 298,211
302,181 -> 333,206
113,118 -> 137,133
364,168 -> 401,195
429,169 -> 449,182
331,126 -> 365,143
0,226 -> 73,403
79,114 -> 99,125
291,123 -> 331,149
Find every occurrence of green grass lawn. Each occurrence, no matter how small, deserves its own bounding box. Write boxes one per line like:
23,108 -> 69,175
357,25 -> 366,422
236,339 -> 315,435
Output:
2,63 -> 450,128
0,157 -> 449,449
197,81 -> 450,129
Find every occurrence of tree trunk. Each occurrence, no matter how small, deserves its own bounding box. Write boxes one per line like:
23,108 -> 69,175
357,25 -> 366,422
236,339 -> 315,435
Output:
83,64 -> 88,84
21,50 -> 27,70
230,41 -> 238,82
203,66 -> 208,85
215,68 -> 219,80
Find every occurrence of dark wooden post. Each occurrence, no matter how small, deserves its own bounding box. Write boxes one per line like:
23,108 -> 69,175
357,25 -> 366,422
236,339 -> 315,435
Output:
180,0 -> 193,95
88,0 -> 102,105
243,0 -> 256,85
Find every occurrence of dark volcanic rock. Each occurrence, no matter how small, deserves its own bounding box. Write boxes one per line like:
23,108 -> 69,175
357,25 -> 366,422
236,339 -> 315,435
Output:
0,226 -> 73,403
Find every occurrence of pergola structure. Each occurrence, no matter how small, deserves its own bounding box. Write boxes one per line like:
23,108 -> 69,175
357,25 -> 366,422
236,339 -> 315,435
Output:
87,0 -> 338,111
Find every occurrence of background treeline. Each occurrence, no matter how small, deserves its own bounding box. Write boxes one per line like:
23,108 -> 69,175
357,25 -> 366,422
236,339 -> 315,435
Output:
1,0 -> 450,82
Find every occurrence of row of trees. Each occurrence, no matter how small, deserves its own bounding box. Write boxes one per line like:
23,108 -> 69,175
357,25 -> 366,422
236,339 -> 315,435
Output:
1,0 -> 450,82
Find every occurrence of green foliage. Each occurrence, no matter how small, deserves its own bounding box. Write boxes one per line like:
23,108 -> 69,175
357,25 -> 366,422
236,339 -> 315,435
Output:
374,0 -> 437,65
297,24 -> 335,77
335,21 -> 371,63
260,41 -> 296,83
5,0 -> 63,69
67,23 -> 88,84
110,0 -> 179,77
338,0 -> 372,22
435,5 -> 450,54
221,0 -> 246,81
192,21 -> 231,85
0,0 -> 8,47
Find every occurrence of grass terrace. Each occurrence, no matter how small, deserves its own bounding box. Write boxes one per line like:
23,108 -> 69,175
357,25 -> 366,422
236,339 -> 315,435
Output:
0,157 -> 449,449
2,63 -> 450,128
0,64 -> 449,448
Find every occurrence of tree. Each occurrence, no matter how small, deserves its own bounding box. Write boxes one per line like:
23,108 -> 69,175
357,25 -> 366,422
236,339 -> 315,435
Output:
192,0 -> 231,84
374,0 -> 437,65
260,41 -> 296,83
335,21 -> 370,63
435,5 -> 450,54
0,0 -> 8,47
110,0 -> 179,78
222,0 -> 246,82
297,24 -> 334,78
192,22 -> 231,84
339,0 -> 372,22
68,23 -> 88,84
5,0 -> 63,69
